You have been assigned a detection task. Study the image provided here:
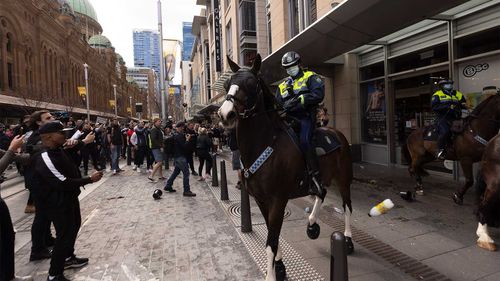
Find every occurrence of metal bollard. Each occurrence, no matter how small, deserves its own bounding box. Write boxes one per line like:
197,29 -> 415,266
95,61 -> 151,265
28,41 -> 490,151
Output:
220,160 -> 229,200
330,232 -> 348,281
240,182 -> 252,233
211,153 -> 219,187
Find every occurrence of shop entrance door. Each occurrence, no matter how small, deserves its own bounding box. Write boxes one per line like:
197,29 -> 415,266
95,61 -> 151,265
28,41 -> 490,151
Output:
392,71 -> 452,173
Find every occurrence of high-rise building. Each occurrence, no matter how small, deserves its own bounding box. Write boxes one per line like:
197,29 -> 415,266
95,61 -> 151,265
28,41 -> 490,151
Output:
182,22 -> 195,61
133,29 -> 161,74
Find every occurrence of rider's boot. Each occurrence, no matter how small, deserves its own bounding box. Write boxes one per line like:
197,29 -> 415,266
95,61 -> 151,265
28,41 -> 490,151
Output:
305,148 -> 327,201
436,134 -> 448,160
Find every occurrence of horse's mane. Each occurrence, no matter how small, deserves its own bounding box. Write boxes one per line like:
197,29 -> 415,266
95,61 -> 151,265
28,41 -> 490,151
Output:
471,94 -> 495,115
259,76 -> 279,111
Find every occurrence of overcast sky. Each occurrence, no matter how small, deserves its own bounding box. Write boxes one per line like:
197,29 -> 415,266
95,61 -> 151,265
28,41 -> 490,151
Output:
89,0 -> 201,83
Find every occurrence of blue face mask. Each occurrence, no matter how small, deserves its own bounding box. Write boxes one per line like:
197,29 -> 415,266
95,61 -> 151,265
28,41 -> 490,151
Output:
443,84 -> 453,91
286,65 -> 300,77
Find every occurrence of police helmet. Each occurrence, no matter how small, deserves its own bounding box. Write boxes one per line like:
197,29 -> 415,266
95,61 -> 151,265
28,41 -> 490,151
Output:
438,79 -> 453,87
281,51 -> 301,68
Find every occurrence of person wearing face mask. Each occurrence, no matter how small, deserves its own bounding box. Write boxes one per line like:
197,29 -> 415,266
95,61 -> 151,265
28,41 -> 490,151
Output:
276,51 -> 326,200
431,79 -> 467,159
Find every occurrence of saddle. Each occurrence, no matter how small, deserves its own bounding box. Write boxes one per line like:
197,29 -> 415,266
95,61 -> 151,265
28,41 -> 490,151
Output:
422,120 -> 464,142
283,124 -> 341,156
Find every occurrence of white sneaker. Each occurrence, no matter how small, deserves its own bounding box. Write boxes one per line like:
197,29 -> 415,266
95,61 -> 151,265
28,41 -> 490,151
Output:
205,174 -> 211,179
113,170 -> 117,175
132,165 -> 137,171
147,169 -> 152,173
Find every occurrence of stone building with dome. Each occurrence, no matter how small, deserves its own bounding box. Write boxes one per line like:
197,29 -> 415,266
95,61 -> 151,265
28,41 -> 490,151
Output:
0,0 -> 157,123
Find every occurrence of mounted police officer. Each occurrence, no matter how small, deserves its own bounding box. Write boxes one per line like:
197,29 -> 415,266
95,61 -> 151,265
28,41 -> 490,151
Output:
276,51 -> 326,199
431,79 -> 467,159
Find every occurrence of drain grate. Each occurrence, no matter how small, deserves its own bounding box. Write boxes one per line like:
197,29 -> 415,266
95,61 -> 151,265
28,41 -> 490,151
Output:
227,202 -> 292,219
238,224 -> 324,281
294,198 -> 452,281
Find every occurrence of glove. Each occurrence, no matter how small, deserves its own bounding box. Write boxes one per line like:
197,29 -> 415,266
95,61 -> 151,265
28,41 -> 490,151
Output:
285,77 -> 293,87
283,98 -> 299,111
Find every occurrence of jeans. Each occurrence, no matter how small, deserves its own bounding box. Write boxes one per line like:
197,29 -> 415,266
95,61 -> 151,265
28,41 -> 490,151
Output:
111,145 -> 121,171
165,156 -> 190,192
0,198 -> 15,281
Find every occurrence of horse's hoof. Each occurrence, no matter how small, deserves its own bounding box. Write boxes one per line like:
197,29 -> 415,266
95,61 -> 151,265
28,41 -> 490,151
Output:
307,223 -> 320,239
415,189 -> 424,196
275,260 -> 286,281
477,241 -> 496,251
452,193 -> 463,205
345,236 -> 354,255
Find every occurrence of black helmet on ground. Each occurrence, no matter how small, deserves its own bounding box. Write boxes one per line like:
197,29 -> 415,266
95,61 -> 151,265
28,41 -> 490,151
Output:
281,51 -> 301,68
153,189 -> 163,200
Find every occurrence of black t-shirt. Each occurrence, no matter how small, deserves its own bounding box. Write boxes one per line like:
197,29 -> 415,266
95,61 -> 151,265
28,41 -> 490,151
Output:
107,125 -> 123,145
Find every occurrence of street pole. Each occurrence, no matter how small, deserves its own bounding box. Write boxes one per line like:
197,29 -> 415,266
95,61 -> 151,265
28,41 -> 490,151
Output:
83,63 -> 90,122
129,96 -> 132,119
113,84 -> 117,118
158,0 -> 166,122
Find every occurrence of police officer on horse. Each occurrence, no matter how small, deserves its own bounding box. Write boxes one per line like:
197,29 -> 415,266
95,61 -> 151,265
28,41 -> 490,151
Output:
431,79 -> 467,159
276,51 -> 326,199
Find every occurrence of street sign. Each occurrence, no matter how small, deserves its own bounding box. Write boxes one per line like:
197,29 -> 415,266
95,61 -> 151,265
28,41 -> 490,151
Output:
78,87 -> 86,96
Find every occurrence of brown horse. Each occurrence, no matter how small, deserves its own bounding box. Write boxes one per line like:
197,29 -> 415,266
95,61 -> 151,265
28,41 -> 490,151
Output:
475,133 -> 500,251
406,93 -> 500,204
218,54 -> 353,281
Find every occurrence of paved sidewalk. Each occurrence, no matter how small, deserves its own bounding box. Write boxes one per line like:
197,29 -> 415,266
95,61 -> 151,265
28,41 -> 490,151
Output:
15,167 -> 262,281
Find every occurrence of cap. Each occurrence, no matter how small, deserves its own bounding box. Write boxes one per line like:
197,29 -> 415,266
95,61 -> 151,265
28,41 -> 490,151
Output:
168,115 -> 173,119
175,121 -> 185,128
39,121 -> 73,135
0,123 -> 5,129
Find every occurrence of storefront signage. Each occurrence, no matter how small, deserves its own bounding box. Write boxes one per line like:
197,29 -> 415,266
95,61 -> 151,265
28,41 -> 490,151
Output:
214,0 -> 222,72
462,63 -> 489,77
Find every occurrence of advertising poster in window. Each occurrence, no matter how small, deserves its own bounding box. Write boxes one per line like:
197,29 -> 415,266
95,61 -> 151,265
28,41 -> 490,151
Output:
362,80 -> 387,144
458,56 -> 500,109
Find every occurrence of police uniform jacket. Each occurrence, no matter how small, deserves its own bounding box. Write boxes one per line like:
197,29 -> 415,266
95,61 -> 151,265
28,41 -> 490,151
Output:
33,146 -> 92,211
276,70 -> 325,115
431,90 -> 466,119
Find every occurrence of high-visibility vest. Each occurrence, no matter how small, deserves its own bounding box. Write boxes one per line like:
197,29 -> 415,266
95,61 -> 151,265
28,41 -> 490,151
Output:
278,70 -> 316,100
432,90 -> 464,103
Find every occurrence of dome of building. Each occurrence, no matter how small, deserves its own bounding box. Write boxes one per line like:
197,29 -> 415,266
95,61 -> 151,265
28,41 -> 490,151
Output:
116,53 -> 125,65
88,34 -> 112,48
67,0 -> 98,22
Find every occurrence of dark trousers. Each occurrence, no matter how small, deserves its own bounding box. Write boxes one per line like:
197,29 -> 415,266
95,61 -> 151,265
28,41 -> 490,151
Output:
165,157 -> 190,192
31,198 -> 52,254
82,146 -> 99,172
437,117 -> 452,150
47,200 -> 81,276
187,152 -> 195,173
0,198 -> 15,281
126,144 -> 133,165
134,146 -> 146,167
197,151 -> 212,176
146,148 -> 154,169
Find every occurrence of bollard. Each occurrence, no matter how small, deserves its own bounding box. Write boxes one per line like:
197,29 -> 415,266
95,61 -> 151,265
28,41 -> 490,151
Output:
220,160 -> 229,200
240,182 -> 252,233
330,232 -> 348,281
211,153 -> 219,187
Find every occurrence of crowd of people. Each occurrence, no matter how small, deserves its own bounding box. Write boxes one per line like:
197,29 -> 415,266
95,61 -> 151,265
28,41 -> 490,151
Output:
0,111 -> 231,281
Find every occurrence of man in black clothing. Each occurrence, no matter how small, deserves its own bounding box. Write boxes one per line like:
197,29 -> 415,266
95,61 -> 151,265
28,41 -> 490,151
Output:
80,122 -> 100,175
34,121 -> 103,281
164,122 -> 196,197
107,119 -> 123,174
185,122 -> 198,175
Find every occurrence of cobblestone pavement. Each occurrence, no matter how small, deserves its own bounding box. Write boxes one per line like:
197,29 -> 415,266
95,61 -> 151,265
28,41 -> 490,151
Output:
15,167 -> 263,281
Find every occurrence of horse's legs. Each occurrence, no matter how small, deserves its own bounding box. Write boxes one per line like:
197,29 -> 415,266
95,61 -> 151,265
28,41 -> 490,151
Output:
454,159 -> 474,205
339,181 -> 354,254
264,199 -> 287,281
476,188 -> 497,251
306,196 -> 322,240
411,155 -> 425,195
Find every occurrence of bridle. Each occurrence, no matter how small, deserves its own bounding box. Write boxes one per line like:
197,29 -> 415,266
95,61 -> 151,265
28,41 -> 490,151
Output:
224,73 -> 271,119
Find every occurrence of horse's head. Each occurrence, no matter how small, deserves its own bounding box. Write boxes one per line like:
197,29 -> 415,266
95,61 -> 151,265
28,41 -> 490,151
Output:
218,54 -> 262,128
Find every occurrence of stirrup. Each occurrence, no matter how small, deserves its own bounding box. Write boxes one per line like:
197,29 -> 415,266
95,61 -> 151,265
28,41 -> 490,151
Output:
310,174 -> 326,202
437,149 -> 446,160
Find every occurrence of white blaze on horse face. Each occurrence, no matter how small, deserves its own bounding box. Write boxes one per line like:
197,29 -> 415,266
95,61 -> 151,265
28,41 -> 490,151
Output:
308,197 -> 322,225
265,246 -> 277,281
219,84 -> 239,120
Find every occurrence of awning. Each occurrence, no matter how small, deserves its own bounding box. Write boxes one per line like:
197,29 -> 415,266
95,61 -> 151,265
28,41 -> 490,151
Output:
197,104 -> 220,116
211,71 -> 233,94
261,0 -> 468,83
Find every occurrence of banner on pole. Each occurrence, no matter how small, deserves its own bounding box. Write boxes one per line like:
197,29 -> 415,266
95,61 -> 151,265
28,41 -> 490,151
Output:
214,0 -> 221,72
109,100 -> 115,107
77,87 -> 86,96
127,107 -> 132,113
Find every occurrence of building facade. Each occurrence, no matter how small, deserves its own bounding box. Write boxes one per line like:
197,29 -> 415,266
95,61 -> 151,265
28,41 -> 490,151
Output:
133,29 -> 161,75
0,0 -> 148,123
182,22 -> 195,62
